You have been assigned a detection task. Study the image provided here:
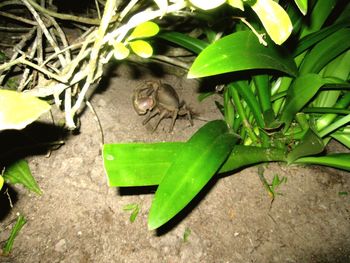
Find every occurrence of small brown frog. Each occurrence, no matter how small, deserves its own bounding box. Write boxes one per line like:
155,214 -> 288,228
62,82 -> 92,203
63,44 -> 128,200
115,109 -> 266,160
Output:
132,80 -> 193,132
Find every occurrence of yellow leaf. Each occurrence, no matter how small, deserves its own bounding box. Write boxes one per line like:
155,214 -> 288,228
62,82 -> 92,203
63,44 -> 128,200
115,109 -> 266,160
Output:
251,0 -> 293,45
228,0 -> 244,11
0,175 -> 3,190
0,89 -> 50,130
190,0 -> 226,10
129,40 -> 153,58
113,42 -> 130,60
128,21 -> 160,41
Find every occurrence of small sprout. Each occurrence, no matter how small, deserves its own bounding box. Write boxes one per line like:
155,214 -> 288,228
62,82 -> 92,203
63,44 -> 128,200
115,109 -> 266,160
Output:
123,203 -> 140,223
338,191 -> 348,196
270,174 -> 287,195
2,214 -> 26,256
183,227 -> 191,242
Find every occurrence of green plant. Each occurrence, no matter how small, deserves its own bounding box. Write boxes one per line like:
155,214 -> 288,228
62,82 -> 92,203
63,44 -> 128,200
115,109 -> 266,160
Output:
1,214 -> 26,256
103,0 -> 350,230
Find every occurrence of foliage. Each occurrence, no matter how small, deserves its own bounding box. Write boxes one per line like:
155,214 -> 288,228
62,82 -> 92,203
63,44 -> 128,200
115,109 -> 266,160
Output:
103,0 -> 350,230
123,203 -> 140,223
1,214 -> 26,256
2,160 -> 42,195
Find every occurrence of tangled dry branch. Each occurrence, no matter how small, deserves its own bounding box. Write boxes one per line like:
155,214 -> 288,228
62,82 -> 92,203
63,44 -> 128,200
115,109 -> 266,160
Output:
0,0 -> 188,129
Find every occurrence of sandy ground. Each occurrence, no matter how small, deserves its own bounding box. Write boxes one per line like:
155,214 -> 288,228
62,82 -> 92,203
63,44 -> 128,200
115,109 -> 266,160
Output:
1,63 -> 350,263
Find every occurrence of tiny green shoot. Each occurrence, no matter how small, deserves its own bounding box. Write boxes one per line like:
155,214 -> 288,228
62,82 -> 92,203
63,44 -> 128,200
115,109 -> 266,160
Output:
338,191 -> 348,196
183,227 -> 191,242
123,203 -> 140,223
2,214 -> 26,256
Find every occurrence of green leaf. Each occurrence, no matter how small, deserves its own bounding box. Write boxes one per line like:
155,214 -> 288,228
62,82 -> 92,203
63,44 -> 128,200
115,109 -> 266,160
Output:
0,89 -> 50,131
188,31 -> 297,79
280,74 -> 328,131
287,128 -> 325,163
294,0 -> 307,15
103,142 -> 184,186
158,31 -> 208,54
299,28 -> 350,74
2,214 -> 26,256
294,153 -> 350,171
128,21 -> 159,40
103,143 -> 286,187
148,120 -> 238,230
293,20 -> 350,57
3,159 -> 42,195
129,40 -> 153,58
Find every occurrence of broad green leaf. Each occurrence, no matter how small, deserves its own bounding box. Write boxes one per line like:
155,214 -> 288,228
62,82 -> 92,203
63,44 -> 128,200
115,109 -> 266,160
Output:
148,120 -> 238,230
287,128 -> 324,163
250,0 -> 293,45
189,0 -> 226,10
294,0 -> 307,15
300,28 -> 350,74
129,40 -> 153,58
3,159 -> 42,194
2,214 -> 26,256
113,42 -> 130,60
294,153 -> 350,171
103,142 -> 184,186
280,74 -> 327,131
158,32 -> 208,54
0,89 -> 50,130
188,31 -> 297,79
128,21 -> 159,41
103,143 -> 286,187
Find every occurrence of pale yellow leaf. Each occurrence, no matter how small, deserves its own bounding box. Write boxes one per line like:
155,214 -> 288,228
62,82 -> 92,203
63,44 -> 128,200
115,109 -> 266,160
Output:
113,42 -> 130,60
190,0 -> 226,10
228,0 -> 244,11
0,89 -> 50,131
0,175 -> 3,190
251,0 -> 293,45
129,40 -> 153,58
128,21 -> 160,41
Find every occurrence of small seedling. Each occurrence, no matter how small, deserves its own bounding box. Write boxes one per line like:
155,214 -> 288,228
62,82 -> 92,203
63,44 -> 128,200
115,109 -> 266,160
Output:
183,227 -> 191,242
338,191 -> 348,196
122,203 -> 140,223
2,214 -> 26,256
257,166 -> 287,203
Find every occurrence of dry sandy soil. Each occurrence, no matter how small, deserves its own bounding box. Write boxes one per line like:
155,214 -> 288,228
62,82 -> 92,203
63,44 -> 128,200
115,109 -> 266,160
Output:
1,63 -> 350,263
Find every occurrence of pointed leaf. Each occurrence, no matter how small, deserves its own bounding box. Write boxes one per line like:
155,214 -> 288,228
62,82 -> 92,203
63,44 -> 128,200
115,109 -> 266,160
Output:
251,0 -> 293,45
287,128 -> 324,163
294,153 -> 350,171
148,120 -> 238,230
300,28 -> 350,74
3,159 -> 42,194
129,40 -> 153,58
280,74 -> 328,130
128,21 -> 159,40
188,31 -> 297,79
294,0 -> 307,15
0,89 -> 50,130
158,32 -> 208,54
